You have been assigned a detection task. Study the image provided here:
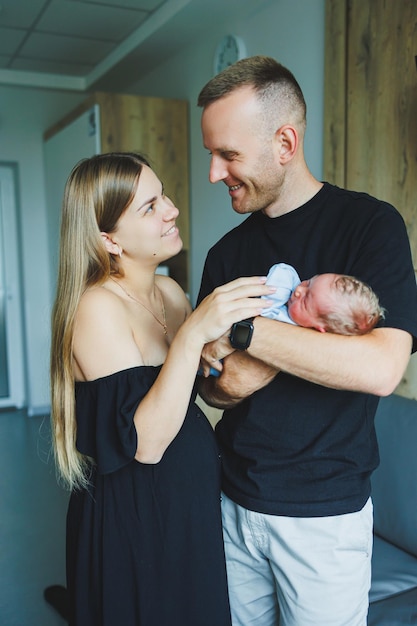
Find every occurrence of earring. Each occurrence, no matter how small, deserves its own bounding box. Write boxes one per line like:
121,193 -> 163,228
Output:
118,246 -> 123,258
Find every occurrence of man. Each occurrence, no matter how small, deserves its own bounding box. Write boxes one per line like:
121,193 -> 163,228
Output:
196,56 -> 417,626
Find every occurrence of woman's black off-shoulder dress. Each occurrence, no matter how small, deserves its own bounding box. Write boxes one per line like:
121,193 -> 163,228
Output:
66,366 -> 231,626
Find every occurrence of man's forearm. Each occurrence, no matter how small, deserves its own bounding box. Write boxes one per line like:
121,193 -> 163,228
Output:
199,350 -> 278,409
198,375 -> 243,409
248,316 -> 412,396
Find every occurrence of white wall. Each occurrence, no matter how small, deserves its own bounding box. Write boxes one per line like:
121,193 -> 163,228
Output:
0,0 -> 325,412
0,86 -> 85,413
127,0 -> 326,303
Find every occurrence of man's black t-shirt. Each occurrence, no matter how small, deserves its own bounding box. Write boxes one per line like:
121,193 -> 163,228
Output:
197,183 -> 417,517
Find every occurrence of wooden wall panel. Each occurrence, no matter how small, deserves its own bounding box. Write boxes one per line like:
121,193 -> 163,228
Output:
324,0 -> 417,399
345,0 -> 417,267
323,0 -> 347,186
96,92 -> 189,250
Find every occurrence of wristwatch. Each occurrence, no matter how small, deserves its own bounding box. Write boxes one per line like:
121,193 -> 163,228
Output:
229,318 -> 254,350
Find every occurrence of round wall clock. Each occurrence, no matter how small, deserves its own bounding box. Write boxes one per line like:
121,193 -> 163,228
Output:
213,35 -> 247,74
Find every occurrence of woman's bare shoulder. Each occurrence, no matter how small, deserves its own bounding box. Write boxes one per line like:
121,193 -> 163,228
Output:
155,276 -> 191,335
74,285 -> 143,380
156,275 -> 191,306
76,284 -> 126,327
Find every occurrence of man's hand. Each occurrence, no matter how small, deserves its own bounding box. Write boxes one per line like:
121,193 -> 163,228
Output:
199,333 -> 234,377
199,350 -> 278,409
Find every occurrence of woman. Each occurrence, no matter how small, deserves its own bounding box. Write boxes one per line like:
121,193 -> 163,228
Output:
50,152 -> 273,625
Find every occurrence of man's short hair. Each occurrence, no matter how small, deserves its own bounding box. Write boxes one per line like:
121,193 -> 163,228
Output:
197,55 -> 306,132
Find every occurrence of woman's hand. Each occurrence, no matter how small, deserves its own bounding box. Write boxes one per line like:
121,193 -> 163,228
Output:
199,333 -> 231,377
132,277 -> 274,462
184,276 -> 276,349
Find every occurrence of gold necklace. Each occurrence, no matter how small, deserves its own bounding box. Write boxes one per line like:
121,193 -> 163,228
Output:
110,277 -> 167,335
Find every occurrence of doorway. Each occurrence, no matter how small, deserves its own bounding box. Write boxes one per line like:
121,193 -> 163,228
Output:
0,164 -> 26,409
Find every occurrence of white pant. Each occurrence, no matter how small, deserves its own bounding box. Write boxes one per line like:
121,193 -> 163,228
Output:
221,493 -> 373,626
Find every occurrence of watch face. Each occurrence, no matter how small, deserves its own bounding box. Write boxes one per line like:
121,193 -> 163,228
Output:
234,322 -> 251,346
230,318 -> 254,350
214,35 -> 246,74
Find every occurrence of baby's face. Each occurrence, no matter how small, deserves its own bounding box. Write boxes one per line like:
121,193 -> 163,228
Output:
287,273 -> 339,331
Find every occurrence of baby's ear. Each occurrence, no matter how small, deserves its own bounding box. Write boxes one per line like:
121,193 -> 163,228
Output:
315,325 -> 327,333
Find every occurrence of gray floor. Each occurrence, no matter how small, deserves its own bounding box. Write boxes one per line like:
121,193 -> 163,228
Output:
7,408 -> 415,626
0,409 -> 69,625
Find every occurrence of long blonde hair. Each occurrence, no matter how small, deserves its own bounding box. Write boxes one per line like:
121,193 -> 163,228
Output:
50,152 -> 150,490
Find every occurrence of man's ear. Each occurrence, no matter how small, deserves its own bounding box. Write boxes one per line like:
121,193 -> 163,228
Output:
100,232 -> 121,257
274,124 -> 298,164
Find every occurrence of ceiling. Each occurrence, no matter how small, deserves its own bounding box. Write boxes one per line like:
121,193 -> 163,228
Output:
0,0 -> 255,92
